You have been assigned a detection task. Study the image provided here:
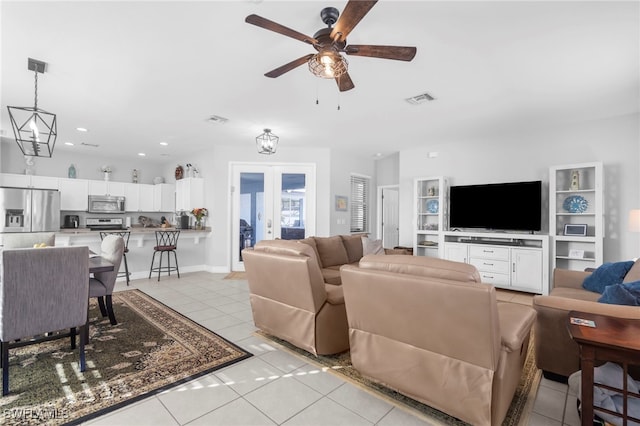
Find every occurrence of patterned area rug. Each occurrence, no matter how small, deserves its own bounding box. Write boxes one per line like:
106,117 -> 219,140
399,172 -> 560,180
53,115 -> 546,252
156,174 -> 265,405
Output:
1,290 -> 252,425
256,330 -> 541,426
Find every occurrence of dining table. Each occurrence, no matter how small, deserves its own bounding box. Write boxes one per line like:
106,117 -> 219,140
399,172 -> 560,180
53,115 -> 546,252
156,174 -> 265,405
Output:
89,255 -> 114,273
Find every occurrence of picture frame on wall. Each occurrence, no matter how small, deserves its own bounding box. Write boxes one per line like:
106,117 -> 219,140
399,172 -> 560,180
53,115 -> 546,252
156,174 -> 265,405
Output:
569,249 -> 585,259
335,195 -> 348,211
564,224 -> 588,236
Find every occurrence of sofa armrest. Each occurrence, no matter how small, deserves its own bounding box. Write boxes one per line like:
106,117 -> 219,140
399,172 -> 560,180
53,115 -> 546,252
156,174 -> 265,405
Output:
497,303 -> 536,352
553,268 -> 591,290
324,283 -> 344,305
533,295 -> 640,319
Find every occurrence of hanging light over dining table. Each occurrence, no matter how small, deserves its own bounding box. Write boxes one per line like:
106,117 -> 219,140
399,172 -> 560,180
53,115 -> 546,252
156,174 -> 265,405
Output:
7,58 -> 57,157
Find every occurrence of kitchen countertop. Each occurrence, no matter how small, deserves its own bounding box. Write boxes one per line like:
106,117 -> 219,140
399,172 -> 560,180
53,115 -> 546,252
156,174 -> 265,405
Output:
57,226 -> 210,235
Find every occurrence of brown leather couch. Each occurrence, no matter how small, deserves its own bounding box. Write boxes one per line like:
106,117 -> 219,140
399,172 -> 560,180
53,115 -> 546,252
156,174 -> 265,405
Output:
341,255 -> 536,426
242,240 -> 349,355
533,260 -> 640,380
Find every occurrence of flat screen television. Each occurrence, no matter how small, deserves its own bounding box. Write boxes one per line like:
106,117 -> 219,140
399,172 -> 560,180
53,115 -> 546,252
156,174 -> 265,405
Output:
449,180 -> 542,232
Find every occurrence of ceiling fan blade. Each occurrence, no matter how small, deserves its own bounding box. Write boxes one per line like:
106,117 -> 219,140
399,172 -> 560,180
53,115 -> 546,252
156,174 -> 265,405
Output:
344,45 -> 417,61
336,72 -> 355,92
330,0 -> 378,43
246,14 -> 318,45
265,54 -> 315,78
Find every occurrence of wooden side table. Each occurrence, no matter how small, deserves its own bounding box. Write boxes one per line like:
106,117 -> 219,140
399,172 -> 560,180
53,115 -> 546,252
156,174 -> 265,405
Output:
567,311 -> 640,426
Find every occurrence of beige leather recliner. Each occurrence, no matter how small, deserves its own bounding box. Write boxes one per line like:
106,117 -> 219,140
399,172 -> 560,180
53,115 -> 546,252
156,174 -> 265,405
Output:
242,240 -> 349,356
341,255 -> 536,426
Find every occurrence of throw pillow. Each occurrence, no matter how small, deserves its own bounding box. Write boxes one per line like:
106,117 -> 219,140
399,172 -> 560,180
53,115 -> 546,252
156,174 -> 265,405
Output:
582,260 -> 635,294
362,236 -> 385,256
598,280 -> 640,306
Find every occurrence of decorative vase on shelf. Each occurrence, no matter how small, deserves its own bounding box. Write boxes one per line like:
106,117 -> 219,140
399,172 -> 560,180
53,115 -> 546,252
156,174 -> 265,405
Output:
195,219 -> 204,230
68,164 -> 76,179
104,172 -> 111,181
569,170 -> 580,191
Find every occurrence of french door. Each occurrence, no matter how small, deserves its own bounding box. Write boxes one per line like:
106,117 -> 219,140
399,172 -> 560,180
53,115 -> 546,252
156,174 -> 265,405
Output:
231,163 -> 316,271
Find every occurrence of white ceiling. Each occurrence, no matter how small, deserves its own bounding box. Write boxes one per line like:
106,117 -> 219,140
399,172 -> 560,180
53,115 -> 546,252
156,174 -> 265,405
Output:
1,1 -> 638,162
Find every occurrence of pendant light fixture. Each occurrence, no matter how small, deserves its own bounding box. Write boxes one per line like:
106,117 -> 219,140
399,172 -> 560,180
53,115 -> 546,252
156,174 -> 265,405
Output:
256,129 -> 278,155
7,58 -> 57,157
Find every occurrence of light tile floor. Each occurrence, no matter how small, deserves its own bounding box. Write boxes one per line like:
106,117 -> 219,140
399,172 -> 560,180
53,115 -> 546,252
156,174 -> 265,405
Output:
82,272 -> 576,426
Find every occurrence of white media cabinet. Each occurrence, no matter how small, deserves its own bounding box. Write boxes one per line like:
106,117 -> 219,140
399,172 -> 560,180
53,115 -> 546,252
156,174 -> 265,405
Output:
442,231 -> 550,295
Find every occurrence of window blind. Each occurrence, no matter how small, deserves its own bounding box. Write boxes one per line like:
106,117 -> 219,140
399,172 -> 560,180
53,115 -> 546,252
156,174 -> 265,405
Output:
350,175 -> 370,233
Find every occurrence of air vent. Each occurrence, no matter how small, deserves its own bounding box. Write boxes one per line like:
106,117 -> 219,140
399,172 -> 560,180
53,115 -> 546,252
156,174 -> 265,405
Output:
80,142 -> 99,148
206,115 -> 229,124
405,92 -> 436,105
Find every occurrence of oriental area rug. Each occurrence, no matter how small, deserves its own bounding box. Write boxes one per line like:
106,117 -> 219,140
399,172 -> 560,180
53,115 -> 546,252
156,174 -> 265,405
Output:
256,330 -> 541,426
1,290 -> 252,426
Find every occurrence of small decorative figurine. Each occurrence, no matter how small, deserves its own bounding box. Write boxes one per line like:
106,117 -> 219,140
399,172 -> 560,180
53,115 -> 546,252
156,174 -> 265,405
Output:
570,170 -> 580,191
132,169 -> 138,183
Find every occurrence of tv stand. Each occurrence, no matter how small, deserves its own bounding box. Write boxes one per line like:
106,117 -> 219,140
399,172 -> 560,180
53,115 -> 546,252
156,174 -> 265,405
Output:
443,231 -> 549,295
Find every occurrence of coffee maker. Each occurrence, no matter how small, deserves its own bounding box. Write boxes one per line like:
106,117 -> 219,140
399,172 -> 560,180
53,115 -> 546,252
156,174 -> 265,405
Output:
64,215 -> 80,229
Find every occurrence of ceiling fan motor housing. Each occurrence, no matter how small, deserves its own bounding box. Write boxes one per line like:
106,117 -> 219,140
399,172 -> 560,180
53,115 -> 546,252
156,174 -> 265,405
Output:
320,7 -> 340,26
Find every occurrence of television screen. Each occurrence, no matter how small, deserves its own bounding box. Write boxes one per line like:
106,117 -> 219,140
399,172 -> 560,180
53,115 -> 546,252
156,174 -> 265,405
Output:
449,181 -> 542,232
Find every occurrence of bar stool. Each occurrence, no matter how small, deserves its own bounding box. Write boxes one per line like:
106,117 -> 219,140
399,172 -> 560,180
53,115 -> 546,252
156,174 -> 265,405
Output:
100,231 -> 131,286
149,230 -> 180,281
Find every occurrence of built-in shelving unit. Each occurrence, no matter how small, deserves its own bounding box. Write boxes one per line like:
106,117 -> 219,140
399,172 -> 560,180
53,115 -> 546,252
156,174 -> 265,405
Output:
413,176 -> 447,258
549,162 -> 603,271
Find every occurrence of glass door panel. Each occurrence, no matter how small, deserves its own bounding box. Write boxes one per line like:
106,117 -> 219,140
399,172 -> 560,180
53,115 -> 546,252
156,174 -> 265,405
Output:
280,173 -> 306,240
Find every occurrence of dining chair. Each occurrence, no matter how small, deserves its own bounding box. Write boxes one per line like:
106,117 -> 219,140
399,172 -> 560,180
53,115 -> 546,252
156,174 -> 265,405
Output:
149,230 -> 180,281
0,246 -> 90,395
100,231 -> 131,286
90,235 -> 125,325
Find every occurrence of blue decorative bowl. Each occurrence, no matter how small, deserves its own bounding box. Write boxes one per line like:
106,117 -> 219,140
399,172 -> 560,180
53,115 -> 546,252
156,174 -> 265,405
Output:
427,199 -> 439,214
563,195 -> 588,213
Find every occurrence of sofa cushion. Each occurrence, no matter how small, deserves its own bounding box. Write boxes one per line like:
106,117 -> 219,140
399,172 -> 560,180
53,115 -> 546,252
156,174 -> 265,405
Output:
321,267 -> 343,285
582,260 -> 635,294
315,236 -> 349,268
598,280 -> 640,306
299,237 -> 323,268
341,234 -> 365,264
623,259 -> 640,284
362,236 -> 385,255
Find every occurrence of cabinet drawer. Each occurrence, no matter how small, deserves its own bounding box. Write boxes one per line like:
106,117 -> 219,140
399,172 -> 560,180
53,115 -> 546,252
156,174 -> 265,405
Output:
468,245 -> 509,260
478,272 -> 510,286
469,258 -> 510,274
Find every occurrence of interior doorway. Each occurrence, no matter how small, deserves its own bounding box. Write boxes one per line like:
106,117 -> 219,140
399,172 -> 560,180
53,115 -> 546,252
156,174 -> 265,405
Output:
377,185 -> 399,249
231,163 -> 316,271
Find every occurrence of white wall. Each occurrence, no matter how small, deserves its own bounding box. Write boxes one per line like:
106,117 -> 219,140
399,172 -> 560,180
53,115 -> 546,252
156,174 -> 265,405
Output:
329,151 -> 376,235
398,113 -> 640,262
0,141 -> 169,184
375,153 -> 400,187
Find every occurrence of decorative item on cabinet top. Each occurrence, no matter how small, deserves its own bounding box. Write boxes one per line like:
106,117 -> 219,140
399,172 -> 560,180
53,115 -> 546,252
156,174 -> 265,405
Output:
175,165 -> 184,180
562,195 -> 588,213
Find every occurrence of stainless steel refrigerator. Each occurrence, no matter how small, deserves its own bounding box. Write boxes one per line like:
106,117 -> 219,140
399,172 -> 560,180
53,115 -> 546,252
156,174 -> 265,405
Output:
0,187 -> 60,233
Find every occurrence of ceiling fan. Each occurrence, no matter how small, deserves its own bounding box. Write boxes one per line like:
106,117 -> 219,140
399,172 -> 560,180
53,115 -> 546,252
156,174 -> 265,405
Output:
245,0 -> 417,92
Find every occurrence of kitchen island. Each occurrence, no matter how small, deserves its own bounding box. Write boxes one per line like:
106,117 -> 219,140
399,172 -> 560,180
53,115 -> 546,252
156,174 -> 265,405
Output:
56,226 -> 211,280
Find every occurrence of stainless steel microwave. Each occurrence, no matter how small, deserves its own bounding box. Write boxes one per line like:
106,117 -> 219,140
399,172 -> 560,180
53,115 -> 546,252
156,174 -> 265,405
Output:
88,195 -> 126,213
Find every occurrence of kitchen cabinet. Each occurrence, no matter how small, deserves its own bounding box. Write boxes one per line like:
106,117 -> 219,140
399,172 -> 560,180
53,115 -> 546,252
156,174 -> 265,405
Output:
58,178 -> 89,211
153,184 -> 175,212
175,178 -> 204,212
0,173 -> 58,189
124,183 -> 155,212
89,180 -> 125,196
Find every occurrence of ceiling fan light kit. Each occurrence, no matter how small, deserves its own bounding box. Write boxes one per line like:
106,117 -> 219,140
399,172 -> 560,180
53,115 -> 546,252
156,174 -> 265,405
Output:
245,0 -> 417,92
256,129 -> 279,155
7,58 -> 58,157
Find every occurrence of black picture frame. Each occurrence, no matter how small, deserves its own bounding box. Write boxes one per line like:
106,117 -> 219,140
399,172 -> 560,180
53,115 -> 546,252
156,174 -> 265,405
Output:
563,224 -> 588,236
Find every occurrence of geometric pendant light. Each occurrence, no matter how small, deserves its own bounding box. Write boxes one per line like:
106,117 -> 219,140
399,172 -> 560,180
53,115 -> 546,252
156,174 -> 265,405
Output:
7,58 -> 57,157
256,128 -> 278,155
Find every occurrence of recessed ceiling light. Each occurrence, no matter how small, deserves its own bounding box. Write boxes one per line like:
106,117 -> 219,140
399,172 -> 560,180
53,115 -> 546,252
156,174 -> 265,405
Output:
76,127 -> 88,132
138,153 -> 146,157
159,142 -> 168,146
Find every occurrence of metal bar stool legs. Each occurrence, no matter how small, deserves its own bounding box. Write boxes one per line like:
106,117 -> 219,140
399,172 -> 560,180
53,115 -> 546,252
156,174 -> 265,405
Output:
149,230 -> 180,281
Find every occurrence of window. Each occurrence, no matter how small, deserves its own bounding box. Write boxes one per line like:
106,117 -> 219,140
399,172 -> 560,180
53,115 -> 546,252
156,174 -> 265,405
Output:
350,174 -> 370,233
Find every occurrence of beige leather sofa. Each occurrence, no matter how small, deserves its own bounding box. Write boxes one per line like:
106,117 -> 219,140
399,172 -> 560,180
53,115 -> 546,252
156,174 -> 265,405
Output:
299,234 -> 365,285
341,255 -> 536,426
242,240 -> 349,355
533,260 -> 640,380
